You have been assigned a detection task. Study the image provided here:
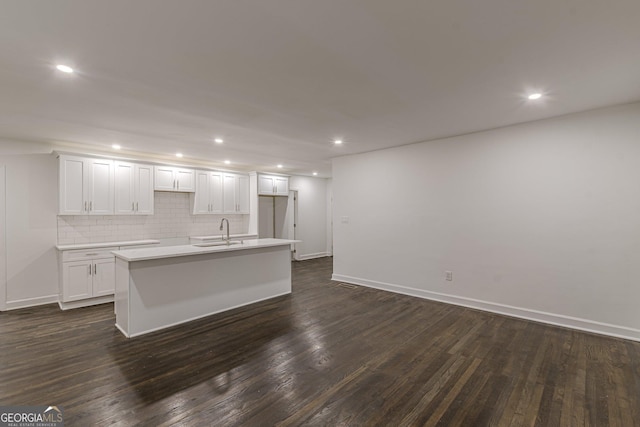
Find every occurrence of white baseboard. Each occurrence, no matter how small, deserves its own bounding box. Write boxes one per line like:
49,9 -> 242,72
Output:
332,274 -> 640,342
58,295 -> 114,310
3,295 -> 59,311
296,252 -> 331,261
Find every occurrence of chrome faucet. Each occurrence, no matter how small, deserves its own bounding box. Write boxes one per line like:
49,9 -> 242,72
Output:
219,218 -> 230,244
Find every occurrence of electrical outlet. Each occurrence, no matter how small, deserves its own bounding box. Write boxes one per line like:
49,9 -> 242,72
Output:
445,271 -> 453,281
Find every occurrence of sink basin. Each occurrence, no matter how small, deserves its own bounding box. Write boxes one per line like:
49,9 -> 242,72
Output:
193,240 -> 243,247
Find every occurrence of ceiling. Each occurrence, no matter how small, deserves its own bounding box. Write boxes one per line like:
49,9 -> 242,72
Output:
1,1 -> 640,177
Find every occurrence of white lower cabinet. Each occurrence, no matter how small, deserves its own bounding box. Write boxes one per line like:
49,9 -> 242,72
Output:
59,247 -> 118,309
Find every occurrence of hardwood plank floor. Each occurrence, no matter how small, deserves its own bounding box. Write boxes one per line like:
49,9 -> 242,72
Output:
1,257 -> 639,426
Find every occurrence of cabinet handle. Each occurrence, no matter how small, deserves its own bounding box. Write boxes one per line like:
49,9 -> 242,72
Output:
84,201 -> 87,212
88,265 -> 91,276
173,179 -> 176,189
85,253 -> 98,256
177,180 -> 180,190
89,201 -> 92,212
132,202 -> 135,211
136,202 -> 139,212
94,264 -> 97,275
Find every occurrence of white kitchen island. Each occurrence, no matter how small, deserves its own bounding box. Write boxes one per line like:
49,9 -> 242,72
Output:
112,238 -> 298,337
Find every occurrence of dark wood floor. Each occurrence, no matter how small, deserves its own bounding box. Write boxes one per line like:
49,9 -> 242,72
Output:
1,257 -> 639,426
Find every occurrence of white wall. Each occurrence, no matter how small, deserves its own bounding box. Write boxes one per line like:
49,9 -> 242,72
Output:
289,176 -> 331,260
332,102 -> 640,341
0,141 -> 59,309
0,166 -> 6,310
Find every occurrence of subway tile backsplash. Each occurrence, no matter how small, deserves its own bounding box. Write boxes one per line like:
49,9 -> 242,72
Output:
57,192 -> 249,245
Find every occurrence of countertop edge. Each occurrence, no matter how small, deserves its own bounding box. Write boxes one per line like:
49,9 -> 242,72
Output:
113,239 -> 300,262
56,240 -> 160,251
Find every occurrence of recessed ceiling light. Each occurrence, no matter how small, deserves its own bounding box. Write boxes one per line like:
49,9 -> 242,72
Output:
528,93 -> 542,100
313,172 -> 318,176
224,160 -> 231,165
334,139 -> 343,145
112,144 -> 121,150
277,164 -> 283,169
56,64 -> 74,73
214,138 -> 224,144
176,153 -> 183,158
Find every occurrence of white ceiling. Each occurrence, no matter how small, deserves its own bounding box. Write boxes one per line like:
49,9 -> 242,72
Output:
1,1 -> 640,177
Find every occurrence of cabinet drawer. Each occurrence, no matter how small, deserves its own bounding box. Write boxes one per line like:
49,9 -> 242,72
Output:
62,247 -> 118,262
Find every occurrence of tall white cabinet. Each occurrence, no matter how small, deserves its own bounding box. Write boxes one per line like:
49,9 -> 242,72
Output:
223,173 -> 250,214
114,161 -> 154,215
193,171 -> 223,214
59,155 -> 114,215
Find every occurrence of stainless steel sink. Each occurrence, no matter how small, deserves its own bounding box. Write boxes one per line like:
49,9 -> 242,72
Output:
193,240 -> 243,247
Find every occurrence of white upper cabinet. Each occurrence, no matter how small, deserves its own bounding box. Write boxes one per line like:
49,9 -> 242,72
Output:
193,170 -> 223,214
258,174 -> 289,196
154,166 -> 195,192
223,173 -> 250,214
59,155 -> 114,215
114,161 -> 154,215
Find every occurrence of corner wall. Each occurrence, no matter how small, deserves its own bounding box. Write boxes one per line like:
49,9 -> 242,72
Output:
0,142 -> 59,309
332,102 -> 640,341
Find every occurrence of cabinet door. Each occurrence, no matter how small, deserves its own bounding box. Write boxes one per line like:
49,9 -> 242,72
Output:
93,258 -> 115,296
237,175 -> 250,214
114,161 -> 135,214
62,261 -> 93,301
59,155 -> 87,215
193,170 -> 211,214
135,164 -> 154,214
258,175 -> 275,195
223,174 -> 238,213
274,177 -> 289,196
88,159 -> 114,215
210,172 -> 223,213
175,168 -> 195,192
154,166 -> 176,191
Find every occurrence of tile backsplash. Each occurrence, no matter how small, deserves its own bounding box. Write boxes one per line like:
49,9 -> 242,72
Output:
57,192 -> 249,245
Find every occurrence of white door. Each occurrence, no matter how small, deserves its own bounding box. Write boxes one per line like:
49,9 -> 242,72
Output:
237,175 -> 250,214
93,258 -> 115,296
135,164 -> 154,214
114,161 -> 135,214
223,174 -> 238,213
194,171 -> 211,214
59,155 -> 87,214
274,177 -> 289,196
154,166 -> 176,191
175,168 -> 195,192
258,175 -> 274,195
62,261 -> 93,301
88,159 -> 114,215
210,172 -> 223,213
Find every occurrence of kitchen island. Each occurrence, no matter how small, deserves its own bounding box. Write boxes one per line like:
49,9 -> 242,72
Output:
112,238 -> 298,337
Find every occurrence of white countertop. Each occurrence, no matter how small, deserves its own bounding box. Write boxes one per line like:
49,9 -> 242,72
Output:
189,233 -> 258,241
56,239 -> 160,251
112,238 -> 300,262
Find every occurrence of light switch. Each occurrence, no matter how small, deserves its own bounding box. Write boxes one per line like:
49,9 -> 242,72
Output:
341,216 -> 350,224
